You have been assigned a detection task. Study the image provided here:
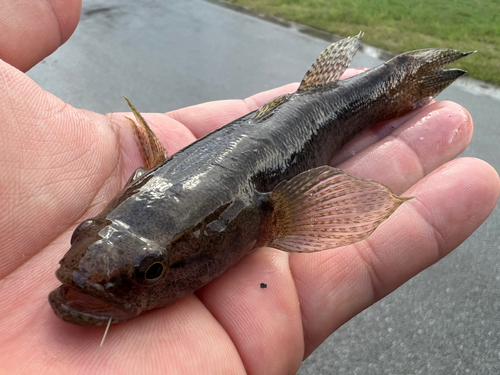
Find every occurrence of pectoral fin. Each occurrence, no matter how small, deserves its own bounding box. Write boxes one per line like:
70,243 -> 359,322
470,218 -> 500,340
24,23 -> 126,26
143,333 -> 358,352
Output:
265,166 -> 411,253
125,167 -> 148,186
124,97 -> 167,170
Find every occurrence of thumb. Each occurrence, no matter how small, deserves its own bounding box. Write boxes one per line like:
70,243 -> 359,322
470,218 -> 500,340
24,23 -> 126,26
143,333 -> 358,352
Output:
0,59 -> 118,278
0,0 -> 82,71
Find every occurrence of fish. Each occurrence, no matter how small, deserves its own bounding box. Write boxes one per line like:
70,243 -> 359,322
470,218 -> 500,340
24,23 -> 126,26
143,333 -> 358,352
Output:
49,33 -> 472,326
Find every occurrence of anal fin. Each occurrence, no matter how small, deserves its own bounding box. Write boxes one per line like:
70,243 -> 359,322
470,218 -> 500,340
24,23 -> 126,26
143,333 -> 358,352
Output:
124,97 -> 167,170
266,166 -> 411,253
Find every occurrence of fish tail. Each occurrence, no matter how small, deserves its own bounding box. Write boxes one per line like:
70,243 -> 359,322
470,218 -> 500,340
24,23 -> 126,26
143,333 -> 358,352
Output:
405,48 -> 474,100
385,48 -> 474,113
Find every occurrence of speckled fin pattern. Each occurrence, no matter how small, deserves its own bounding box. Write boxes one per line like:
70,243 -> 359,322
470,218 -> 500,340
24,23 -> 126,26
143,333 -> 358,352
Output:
252,94 -> 291,121
124,96 -> 167,170
298,32 -> 363,91
267,166 -> 411,253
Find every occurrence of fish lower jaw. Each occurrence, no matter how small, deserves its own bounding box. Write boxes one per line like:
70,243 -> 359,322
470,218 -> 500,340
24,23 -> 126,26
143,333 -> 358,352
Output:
48,285 -> 137,326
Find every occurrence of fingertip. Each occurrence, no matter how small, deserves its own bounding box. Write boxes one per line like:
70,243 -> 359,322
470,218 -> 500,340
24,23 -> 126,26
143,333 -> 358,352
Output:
406,157 -> 499,256
397,100 -> 474,175
167,83 -> 300,139
340,67 -> 370,80
48,0 -> 82,44
244,83 -> 299,109
457,157 -> 500,211
0,0 -> 82,71
413,157 -> 500,201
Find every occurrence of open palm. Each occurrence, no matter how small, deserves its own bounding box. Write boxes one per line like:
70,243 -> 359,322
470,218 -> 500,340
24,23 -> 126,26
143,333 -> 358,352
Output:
0,2 -> 499,374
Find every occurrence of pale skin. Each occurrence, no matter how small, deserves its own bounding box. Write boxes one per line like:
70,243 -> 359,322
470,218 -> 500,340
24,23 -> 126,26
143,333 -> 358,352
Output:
0,1 -> 499,374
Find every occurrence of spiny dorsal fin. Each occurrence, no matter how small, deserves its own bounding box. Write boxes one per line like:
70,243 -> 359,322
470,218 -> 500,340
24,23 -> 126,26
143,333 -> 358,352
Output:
251,94 -> 291,122
298,32 -> 363,91
124,97 -> 167,170
266,165 -> 411,253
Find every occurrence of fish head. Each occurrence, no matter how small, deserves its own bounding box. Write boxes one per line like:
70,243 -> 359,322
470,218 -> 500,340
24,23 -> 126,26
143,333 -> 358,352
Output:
49,217 -> 168,326
49,179 -> 265,327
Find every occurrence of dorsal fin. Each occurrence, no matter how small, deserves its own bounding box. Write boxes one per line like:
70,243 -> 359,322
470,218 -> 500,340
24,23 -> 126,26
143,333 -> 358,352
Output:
250,94 -> 290,122
298,32 -> 363,91
124,97 -> 167,170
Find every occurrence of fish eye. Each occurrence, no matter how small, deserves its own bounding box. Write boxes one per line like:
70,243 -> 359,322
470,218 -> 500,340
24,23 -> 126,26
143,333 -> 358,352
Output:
137,255 -> 166,284
145,262 -> 164,281
70,219 -> 95,244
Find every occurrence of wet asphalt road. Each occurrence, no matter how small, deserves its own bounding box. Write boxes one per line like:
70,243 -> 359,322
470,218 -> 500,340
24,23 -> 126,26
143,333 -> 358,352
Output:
27,0 -> 500,373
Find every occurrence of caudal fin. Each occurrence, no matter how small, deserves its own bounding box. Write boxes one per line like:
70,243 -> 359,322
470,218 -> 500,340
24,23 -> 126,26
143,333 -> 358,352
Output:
378,48 -> 474,115
401,48 -> 474,101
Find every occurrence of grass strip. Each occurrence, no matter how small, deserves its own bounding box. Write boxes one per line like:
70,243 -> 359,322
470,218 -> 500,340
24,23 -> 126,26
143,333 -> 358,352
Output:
227,0 -> 500,85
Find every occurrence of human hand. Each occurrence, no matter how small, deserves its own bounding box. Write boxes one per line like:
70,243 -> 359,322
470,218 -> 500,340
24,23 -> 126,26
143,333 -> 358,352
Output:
0,0 -> 81,72
0,55 -> 498,372
1,3 -> 499,374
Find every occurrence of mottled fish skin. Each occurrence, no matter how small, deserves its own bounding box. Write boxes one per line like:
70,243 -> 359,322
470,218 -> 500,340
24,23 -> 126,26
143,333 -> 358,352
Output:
49,34 -> 472,326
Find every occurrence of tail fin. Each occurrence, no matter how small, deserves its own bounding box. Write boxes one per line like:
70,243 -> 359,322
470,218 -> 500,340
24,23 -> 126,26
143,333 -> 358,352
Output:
401,48 -> 474,100
382,48 -> 474,114
417,67 -> 466,100
403,48 -> 474,69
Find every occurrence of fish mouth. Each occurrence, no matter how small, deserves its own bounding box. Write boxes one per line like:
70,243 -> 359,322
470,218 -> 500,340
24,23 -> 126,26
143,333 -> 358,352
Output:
49,285 -> 138,326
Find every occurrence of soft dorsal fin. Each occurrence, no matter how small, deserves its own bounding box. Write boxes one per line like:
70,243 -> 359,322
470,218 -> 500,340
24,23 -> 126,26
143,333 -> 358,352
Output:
298,32 -> 363,91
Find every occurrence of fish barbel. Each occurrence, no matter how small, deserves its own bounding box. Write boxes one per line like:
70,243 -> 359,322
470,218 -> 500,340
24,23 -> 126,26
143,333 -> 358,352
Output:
49,33 -> 472,326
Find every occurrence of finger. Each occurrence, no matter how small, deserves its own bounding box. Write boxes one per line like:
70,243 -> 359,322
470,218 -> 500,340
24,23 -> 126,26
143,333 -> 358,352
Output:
336,101 -> 473,195
167,67 -> 367,140
330,101 -> 437,166
106,83 -> 300,185
166,83 -> 299,139
107,83 -> 300,175
120,68 -> 365,160
0,0 -> 81,71
193,101 -> 473,371
290,157 -> 500,356
117,100 -> 471,198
